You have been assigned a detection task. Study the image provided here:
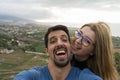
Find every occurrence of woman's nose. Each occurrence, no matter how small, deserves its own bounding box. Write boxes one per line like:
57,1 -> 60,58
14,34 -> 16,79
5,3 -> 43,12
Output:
76,37 -> 82,45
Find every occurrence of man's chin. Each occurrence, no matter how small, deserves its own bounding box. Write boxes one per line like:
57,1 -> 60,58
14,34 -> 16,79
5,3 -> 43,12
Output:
54,60 -> 69,68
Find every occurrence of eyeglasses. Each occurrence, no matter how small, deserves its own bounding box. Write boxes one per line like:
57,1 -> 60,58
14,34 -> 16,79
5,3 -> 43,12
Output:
75,30 -> 94,47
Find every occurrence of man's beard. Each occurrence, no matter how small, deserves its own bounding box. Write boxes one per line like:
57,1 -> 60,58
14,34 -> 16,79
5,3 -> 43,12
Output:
54,59 -> 70,68
53,45 -> 70,67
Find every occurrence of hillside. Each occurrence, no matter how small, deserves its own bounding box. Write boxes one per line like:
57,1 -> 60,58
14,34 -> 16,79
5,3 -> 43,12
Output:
0,50 -> 48,80
0,14 -> 34,25
0,49 -> 120,80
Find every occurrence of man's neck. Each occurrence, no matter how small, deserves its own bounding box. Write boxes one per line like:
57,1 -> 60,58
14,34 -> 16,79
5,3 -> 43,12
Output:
48,60 -> 71,80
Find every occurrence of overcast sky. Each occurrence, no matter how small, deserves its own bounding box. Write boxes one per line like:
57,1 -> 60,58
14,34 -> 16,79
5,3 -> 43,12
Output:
0,0 -> 120,36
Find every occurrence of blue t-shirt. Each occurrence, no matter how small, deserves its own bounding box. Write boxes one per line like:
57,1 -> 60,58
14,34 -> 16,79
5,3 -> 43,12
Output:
14,65 -> 102,80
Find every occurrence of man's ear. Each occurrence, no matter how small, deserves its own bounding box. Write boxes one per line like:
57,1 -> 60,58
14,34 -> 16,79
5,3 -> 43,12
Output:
44,48 -> 49,55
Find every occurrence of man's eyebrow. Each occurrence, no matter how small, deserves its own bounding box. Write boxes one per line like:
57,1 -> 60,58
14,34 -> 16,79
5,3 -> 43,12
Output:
61,35 -> 67,37
61,35 -> 68,39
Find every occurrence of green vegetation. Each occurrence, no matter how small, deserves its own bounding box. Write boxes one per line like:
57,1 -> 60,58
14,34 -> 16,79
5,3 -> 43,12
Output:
22,42 -> 45,53
115,52 -> 120,73
0,34 -> 11,49
112,36 -> 120,47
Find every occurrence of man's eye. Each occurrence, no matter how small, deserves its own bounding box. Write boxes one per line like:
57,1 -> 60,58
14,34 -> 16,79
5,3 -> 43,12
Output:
50,40 -> 55,43
50,39 -> 56,44
62,37 -> 68,42
61,35 -> 68,42
62,39 -> 67,42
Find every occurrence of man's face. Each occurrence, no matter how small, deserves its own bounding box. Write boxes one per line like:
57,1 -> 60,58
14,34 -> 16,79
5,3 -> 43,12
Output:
46,30 -> 71,67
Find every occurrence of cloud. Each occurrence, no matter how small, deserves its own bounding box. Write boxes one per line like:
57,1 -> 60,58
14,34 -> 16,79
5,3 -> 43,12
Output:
0,0 -> 120,21
0,1 -> 55,20
0,0 -> 120,36
1,0 -> 120,9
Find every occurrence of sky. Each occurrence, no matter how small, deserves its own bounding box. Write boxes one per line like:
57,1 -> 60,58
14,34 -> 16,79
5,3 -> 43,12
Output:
0,0 -> 120,36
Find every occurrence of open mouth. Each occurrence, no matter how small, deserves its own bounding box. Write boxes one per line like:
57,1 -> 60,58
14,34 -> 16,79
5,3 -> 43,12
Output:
53,46 -> 67,59
56,50 -> 65,55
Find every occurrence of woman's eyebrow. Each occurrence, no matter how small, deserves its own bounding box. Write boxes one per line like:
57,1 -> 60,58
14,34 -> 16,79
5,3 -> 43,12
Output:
79,30 -> 83,34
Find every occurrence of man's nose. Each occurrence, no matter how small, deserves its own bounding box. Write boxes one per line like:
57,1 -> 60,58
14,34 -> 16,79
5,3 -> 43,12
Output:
57,39 -> 64,45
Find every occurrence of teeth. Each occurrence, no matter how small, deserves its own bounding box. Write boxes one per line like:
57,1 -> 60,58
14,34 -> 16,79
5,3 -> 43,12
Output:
56,50 -> 65,54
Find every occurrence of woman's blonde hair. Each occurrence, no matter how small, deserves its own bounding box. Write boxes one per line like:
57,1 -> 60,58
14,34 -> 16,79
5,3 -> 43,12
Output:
81,22 -> 119,80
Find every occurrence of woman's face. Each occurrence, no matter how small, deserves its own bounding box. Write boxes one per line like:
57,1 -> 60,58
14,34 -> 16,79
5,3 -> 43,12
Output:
71,26 -> 95,61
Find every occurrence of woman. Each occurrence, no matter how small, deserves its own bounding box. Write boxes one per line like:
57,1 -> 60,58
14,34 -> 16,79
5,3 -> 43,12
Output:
71,22 -> 119,80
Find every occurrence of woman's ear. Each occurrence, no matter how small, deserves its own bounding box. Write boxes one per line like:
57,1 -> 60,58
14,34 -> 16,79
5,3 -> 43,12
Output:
90,53 -> 93,56
90,47 -> 95,56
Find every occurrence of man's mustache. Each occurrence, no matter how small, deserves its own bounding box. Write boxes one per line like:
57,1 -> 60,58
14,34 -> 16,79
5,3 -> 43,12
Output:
53,45 -> 67,54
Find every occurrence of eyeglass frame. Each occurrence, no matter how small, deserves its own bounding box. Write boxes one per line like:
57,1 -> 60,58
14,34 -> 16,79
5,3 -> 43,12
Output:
74,30 -> 95,47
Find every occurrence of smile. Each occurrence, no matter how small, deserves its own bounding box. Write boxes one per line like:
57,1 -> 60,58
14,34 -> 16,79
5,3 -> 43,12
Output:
54,46 -> 67,59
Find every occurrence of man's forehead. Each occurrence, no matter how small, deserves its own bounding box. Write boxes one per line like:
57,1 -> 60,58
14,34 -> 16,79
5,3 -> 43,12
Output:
48,30 -> 67,38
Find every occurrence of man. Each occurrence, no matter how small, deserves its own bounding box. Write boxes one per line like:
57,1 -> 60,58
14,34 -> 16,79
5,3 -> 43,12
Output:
14,25 -> 102,80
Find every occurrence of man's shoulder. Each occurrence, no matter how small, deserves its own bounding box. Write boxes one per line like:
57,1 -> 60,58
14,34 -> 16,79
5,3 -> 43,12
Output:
33,65 -> 47,72
14,65 -> 49,80
79,68 -> 102,80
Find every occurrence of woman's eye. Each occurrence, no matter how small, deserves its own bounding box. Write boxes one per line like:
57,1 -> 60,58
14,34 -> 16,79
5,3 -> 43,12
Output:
84,38 -> 91,44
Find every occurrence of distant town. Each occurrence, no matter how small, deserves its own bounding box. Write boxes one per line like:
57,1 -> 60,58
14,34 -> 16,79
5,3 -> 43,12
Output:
0,23 -> 120,54
0,23 -> 77,54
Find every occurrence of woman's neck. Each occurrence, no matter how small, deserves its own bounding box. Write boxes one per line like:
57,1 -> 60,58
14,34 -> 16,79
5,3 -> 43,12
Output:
74,55 -> 89,61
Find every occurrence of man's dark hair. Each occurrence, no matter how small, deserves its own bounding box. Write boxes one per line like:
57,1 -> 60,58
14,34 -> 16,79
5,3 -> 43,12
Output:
44,25 -> 70,48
